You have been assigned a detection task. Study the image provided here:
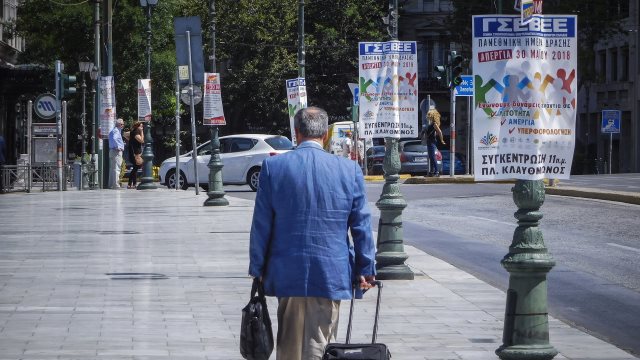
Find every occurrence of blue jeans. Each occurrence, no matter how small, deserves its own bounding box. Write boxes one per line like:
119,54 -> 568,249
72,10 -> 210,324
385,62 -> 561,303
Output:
427,142 -> 438,174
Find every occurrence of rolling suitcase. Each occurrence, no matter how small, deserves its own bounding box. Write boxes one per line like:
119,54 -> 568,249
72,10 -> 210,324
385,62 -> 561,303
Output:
322,280 -> 391,360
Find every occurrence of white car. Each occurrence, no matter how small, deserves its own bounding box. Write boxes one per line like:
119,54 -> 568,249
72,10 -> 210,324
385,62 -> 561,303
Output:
159,134 -> 293,191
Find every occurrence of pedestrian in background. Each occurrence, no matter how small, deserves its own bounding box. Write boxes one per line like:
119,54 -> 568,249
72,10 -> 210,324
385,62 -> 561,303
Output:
108,118 -> 125,189
249,107 -> 376,360
421,108 -> 445,177
127,122 -> 144,189
341,130 -> 353,159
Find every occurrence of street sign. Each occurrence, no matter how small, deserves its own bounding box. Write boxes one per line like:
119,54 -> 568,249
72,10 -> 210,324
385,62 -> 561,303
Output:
173,17 -> 205,86
348,82 -> 359,106
454,75 -> 473,97
601,110 -> 621,134
33,93 -> 56,119
180,85 -> 202,105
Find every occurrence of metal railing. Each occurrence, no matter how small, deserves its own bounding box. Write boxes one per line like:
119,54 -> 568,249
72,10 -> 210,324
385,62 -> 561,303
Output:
0,164 -> 74,193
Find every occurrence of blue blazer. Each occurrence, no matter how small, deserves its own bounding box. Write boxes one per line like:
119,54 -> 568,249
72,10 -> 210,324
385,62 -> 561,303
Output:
249,140 -> 376,300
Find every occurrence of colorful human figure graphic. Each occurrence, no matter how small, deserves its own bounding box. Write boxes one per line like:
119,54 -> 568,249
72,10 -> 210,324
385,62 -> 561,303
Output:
529,72 -> 555,120
475,75 -> 498,116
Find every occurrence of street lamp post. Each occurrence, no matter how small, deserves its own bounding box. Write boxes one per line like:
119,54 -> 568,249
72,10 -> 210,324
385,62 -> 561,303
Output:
138,0 -> 158,190
79,60 -> 94,190
203,0 -> 228,206
90,65 -> 99,189
375,0 -> 413,280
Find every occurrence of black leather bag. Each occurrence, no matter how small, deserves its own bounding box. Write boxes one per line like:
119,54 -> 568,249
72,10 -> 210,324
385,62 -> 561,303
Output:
323,281 -> 391,360
240,279 -> 274,360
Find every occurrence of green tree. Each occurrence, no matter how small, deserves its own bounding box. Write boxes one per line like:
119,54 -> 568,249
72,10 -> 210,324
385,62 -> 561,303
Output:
16,0 -> 386,160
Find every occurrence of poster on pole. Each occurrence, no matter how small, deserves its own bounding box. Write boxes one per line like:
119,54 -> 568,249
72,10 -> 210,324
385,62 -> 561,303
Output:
472,15 -> 577,181
99,76 -> 117,139
203,73 -> 226,126
286,77 -> 307,146
138,79 -> 152,122
358,41 -> 418,139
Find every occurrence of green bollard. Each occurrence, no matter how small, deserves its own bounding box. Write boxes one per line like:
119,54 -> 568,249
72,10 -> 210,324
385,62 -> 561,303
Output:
203,126 -> 228,207
496,179 -> 558,360
374,138 -> 414,280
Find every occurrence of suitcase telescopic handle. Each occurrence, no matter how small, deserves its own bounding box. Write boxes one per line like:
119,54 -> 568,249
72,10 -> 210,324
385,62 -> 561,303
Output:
345,280 -> 383,344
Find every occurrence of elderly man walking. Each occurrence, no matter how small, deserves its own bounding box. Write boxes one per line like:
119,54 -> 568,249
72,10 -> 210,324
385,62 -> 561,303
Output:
249,106 -> 376,360
108,118 -> 125,189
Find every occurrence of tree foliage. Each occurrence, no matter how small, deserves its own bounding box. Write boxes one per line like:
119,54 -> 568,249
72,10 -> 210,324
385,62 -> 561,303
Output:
16,0 -> 386,159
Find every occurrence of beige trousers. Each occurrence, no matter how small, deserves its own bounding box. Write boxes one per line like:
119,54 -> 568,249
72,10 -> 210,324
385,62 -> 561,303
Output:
276,297 -> 341,360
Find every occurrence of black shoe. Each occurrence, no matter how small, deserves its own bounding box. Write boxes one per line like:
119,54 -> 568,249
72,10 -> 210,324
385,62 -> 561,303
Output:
433,173 -> 440,177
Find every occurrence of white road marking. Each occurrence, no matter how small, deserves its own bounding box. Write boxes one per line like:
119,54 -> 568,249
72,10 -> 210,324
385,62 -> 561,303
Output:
606,242 -> 640,254
465,216 -> 514,226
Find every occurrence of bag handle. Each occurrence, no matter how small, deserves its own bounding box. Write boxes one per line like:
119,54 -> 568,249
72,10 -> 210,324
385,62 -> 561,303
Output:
345,280 -> 383,344
250,278 -> 265,300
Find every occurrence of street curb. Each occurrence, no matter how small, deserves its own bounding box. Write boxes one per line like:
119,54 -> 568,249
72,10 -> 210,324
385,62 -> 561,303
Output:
545,186 -> 640,205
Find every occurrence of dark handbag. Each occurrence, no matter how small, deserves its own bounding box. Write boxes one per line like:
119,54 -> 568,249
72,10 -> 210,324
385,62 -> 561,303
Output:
323,281 -> 391,360
240,279 -> 274,360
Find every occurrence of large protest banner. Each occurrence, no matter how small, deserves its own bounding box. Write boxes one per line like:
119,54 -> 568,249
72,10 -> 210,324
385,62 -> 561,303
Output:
286,77 -> 307,145
203,73 -> 226,126
358,41 -> 418,138
472,15 -> 577,180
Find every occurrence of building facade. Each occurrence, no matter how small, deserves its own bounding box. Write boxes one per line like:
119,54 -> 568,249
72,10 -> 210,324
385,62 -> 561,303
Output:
399,0 -> 640,174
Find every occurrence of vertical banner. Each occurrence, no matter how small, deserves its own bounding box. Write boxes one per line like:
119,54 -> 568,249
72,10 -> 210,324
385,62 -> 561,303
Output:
138,79 -> 152,122
203,73 -> 226,125
99,76 -> 116,139
286,77 -> 307,146
472,15 -> 577,180
358,41 -> 418,139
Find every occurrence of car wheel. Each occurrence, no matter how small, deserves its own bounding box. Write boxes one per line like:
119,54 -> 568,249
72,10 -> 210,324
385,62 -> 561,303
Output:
247,167 -> 260,192
165,169 -> 188,190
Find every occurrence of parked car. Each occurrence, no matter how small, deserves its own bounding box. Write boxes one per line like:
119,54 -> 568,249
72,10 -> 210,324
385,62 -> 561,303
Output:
158,134 -> 293,191
366,145 -> 385,175
440,150 -> 466,175
398,140 -> 442,176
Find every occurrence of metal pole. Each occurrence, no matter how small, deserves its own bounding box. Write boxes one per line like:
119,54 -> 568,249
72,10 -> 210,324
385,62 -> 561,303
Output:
450,88 -> 456,177
102,0 -> 113,188
55,60 -> 63,191
375,0 -> 413,280
298,0 -> 305,78
27,100 -> 32,192
609,133 -> 613,174
138,3 -> 157,190
62,101 -> 67,190
81,75 -> 87,190
94,0 -> 101,188
204,0 -> 228,206
186,30 -> 199,195
466,96 -> 471,175
175,67 -> 181,191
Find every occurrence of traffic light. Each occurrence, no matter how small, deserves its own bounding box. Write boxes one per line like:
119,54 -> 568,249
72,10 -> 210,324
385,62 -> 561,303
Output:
434,64 -> 449,88
59,73 -> 77,98
450,51 -> 465,87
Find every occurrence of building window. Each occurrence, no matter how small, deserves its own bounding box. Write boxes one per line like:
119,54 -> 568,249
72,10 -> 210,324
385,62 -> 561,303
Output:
621,46 -> 629,81
598,50 -> 606,83
610,48 -> 618,81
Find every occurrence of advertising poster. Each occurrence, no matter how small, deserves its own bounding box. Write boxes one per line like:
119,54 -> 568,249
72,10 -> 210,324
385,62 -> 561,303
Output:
358,41 -> 418,139
203,73 -> 226,125
99,76 -> 116,139
137,79 -> 152,122
472,15 -> 577,180
286,77 -> 307,145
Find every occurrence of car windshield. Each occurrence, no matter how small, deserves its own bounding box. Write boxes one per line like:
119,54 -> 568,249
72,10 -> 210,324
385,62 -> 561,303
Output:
264,136 -> 294,150
403,143 -> 428,153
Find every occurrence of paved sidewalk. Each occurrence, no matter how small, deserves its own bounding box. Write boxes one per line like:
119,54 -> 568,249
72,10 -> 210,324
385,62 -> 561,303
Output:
0,189 -> 636,360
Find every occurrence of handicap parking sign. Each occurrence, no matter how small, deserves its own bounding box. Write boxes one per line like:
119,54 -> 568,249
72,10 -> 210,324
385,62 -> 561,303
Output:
601,110 -> 621,134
